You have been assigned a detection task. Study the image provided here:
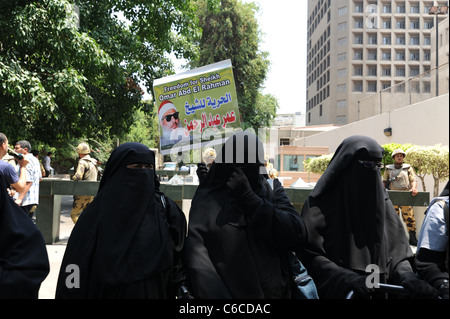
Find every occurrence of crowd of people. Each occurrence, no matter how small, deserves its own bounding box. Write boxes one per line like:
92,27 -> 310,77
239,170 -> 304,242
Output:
0,132 -> 448,299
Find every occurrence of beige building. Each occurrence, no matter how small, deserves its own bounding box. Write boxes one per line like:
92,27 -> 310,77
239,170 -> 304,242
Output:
306,0 -> 449,126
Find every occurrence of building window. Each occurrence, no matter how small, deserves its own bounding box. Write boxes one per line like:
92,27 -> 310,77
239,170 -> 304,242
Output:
424,20 -> 434,29
410,5 -> 420,14
354,65 -> 363,76
337,84 -> 347,92
338,37 -> 348,46
382,5 -> 392,13
396,36 -> 406,45
338,53 -> 347,61
410,67 -> 420,77
338,22 -> 347,31
396,50 -> 406,61
368,66 -> 377,76
368,50 -> 377,60
382,35 -> 391,44
382,51 -> 391,60
338,68 -> 347,77
395,82 -> 405,93
382,67 -> 391,76
337,100 -> 347,108
381,82 -> 391,91
283,155 -> 303,172
353,81 -> 363,92
354,34 -> 363,44
396,20 -> 405,29
410,36 -> 420,45
396,5 -> 406,13
279,138 -> 290,146
396,67 -> 406,77
410,51 -> 420,61
367,81 -> 377,92
410,20 -> 420,30
337,115 -> 347,124
354,50 -> 363,60
338,6 -> 348,16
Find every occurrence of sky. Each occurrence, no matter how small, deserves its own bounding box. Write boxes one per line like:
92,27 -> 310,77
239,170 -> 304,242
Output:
248,0 -> 309,115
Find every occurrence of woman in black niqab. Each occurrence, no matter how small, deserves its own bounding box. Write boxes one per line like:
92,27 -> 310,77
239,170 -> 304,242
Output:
55,142 -> 187,298
183,132 -> 307,298
0,174 -> 49,298
298,135 -> 437,298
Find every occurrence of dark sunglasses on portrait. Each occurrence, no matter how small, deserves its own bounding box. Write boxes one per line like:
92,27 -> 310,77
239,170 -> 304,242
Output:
164,112 -> 179,122
358,160 -> 383,169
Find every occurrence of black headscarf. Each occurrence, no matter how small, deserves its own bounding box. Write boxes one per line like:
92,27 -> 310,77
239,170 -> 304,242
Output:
299,135 -> 413,297
56,142 -> 184,298
183,132 -> 306,298
0,174 -> 49,298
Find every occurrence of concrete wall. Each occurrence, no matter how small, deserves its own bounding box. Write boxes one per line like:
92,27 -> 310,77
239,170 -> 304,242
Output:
296,93 -> 449,152
294,93 -> 449,234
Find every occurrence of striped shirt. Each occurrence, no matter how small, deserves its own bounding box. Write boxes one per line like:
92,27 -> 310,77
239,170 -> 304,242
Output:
17,154 -> 42,206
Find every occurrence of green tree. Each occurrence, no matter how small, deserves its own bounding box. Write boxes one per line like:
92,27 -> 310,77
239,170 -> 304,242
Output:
0,0 -> 206,146
406,145 -> 449,197
192,0 -> 274,131
304,154 -> 333,175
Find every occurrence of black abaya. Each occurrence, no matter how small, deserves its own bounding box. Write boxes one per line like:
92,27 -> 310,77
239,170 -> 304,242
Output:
55,142 -> 186,298
183,132 -> 307,298
0,174 -> 49,298
298,135 -> 422,298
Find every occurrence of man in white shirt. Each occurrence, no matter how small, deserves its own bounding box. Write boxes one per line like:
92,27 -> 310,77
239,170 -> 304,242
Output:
14,140 -> 42,220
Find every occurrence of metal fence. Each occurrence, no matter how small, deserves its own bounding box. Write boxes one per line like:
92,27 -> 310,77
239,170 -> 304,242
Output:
358,62 -> 449,120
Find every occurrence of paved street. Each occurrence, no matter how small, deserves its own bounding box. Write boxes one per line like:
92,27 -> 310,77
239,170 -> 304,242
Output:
39,195 -> 74,299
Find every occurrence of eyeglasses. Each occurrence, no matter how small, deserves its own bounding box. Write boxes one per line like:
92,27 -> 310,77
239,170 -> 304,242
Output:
358,160 -> 383,169
164,112 -> 179,122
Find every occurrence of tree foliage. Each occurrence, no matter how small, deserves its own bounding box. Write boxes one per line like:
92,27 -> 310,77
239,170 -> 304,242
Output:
0,0 -> 203,146
191,0 -> 275,131
406,144 -> 449,197
304,154 -> 333,175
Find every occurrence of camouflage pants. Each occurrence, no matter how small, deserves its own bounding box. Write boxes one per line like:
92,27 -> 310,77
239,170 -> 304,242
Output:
394,205 -> 416,232
70,195 -> 94,224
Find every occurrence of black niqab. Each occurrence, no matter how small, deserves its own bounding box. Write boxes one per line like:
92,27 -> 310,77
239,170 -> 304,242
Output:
56,142 -> 183,298
183,132 -> 306,298
299,135 -> 413,297
0,174 -> 49,298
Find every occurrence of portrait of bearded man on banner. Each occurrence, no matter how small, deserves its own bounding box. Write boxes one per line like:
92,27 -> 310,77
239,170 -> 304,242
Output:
158,100 -> 186,149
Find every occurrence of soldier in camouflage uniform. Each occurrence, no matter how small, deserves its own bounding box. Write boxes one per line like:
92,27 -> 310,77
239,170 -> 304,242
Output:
70,143 -> 98,224
383,149 -> 419,245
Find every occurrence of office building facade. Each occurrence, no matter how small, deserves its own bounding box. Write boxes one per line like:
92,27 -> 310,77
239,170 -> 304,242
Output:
306,0 -> 448,126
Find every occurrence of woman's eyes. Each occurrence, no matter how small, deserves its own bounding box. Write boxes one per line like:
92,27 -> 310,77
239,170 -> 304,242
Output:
126,163 -> 154,169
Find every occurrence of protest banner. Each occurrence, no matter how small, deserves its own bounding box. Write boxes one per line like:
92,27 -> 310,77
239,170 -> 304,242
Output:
153,59 -> 241,156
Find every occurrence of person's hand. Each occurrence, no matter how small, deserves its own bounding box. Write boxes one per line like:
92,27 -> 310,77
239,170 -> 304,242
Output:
17,156 -> 29,168
226,167 -> 262,209
438,280 -> 449,299
401,273 -> 438,299
196,163 -> 208,183
411,188 -> 418,196
226,167 -> 253,197
346,275 -> 373,299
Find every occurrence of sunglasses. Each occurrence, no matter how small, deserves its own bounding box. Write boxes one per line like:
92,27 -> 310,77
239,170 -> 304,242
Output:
164,112 -> 179,122
358,160 -> 383,169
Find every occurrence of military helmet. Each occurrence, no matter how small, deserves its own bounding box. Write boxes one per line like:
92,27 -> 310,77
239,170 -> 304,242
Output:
391,149 -> 406,158
76,143 -> 90,154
